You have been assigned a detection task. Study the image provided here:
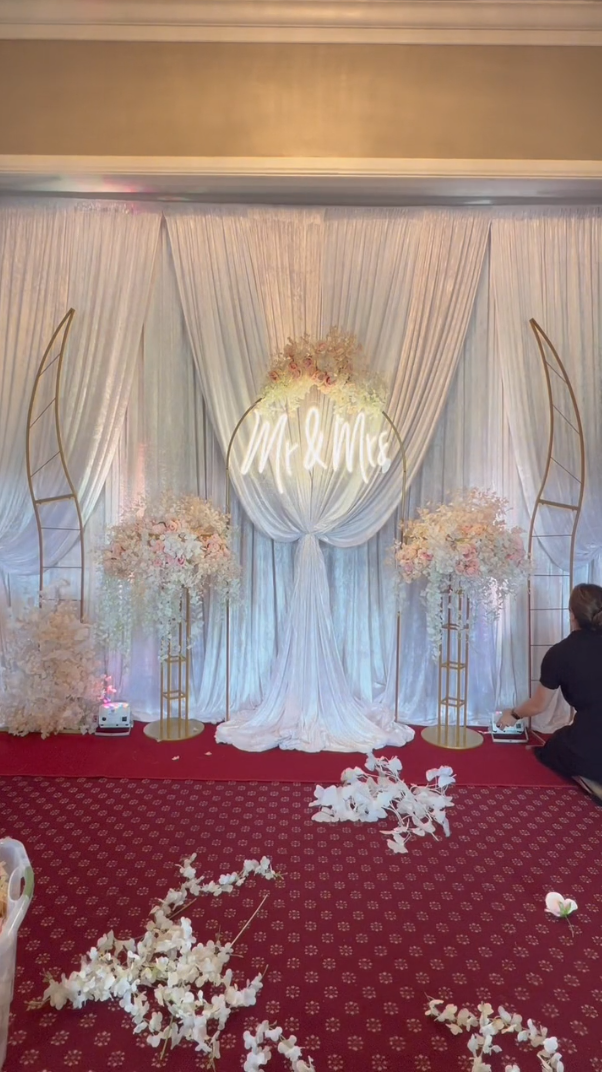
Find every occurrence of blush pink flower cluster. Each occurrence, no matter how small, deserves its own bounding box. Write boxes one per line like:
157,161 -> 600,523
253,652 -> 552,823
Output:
99,493 -> 239,659
262,327 -> 386,414
394,489 -> 528,653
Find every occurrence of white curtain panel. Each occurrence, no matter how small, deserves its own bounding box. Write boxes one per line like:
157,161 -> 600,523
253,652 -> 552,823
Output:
490,210 -> 602,731
167,208 -> 488,751
0,201 -> 161,581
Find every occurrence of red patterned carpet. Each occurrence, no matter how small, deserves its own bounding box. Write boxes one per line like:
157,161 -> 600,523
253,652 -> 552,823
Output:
0,723 -> 566,787
2,777 -> 601,1072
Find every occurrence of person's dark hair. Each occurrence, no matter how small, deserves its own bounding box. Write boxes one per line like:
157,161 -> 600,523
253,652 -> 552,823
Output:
569,584 -> 602,633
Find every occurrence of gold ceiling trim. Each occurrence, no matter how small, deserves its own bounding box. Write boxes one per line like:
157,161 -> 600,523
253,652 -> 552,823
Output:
1,1 -> 602,45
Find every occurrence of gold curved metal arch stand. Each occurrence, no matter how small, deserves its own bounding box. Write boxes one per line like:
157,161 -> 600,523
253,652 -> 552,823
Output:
26,308 -> 85,619
527,319 -> 585,695
224,396 -> 408,724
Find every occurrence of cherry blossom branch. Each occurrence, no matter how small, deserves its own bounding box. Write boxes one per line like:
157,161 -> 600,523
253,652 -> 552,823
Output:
426,999 -> 565,1071
311,753 -> 455,856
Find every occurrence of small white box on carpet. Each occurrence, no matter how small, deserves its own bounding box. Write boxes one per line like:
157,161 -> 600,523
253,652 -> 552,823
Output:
490,712 -> 528,744
96,702 -> 132,735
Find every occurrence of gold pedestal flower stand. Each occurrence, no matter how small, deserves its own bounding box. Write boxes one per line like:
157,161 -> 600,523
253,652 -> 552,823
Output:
144,590 -> 205,743
421,591 -> 483,751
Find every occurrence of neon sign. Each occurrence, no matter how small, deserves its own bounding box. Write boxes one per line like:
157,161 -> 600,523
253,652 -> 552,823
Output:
240,406 -> 391,494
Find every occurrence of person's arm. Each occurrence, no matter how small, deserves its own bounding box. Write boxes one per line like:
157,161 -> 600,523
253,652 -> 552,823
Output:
498,684 -> 557,728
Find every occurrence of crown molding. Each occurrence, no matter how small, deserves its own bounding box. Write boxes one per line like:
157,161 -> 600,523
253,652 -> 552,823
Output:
1,156 -> 602,203
1,1 -> 602,46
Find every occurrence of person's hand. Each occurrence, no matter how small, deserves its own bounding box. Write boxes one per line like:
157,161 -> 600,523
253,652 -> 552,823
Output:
498,709 -> 518,729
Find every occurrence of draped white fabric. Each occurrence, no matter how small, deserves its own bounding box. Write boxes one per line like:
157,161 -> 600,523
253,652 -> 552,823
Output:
0,201 -> 161,579
166,209 -> 488,750
490,210 -> 602,731
1,201 -> 601,746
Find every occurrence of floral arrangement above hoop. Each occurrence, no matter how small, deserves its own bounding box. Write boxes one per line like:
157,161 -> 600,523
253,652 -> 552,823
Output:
99,493 -> 239,660
260,327 -> 387,415
393,489 -> 528,655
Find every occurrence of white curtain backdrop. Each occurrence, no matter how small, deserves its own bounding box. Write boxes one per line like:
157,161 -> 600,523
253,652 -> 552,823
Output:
166,208 -> 488,750
490,210 -> 602,731
0,201 -> 161,583
1,201 -> 601,747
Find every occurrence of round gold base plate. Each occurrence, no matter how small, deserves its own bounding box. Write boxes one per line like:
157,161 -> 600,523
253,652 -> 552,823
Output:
421,725 -> 484,751
143,719 -> 205,743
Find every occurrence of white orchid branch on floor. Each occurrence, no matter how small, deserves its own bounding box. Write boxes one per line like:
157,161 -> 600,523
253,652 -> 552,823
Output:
244,1021 -> 315,1072
426,1000 -> 565,1072
311,753 -> 455,855
29,855 -> 314,1068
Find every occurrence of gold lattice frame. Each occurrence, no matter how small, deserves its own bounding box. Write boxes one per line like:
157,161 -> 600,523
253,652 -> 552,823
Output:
527,318 -> 586,694
25,309 -> 85,620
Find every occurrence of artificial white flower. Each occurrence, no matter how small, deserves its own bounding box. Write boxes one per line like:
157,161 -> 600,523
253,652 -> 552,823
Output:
0,586 -> 101,737
312,754 -> 454,856
261,327 -> 386,417
98,493 -> 239,660
34,855 -> 279,1063
545,892 -> 577,919
427,999 -> 565,1072
393,489 -> 528,655
244,1022 -> 315,1071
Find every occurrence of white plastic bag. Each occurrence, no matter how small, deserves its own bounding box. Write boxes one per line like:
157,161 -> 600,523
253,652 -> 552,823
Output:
0,839 -> 34,1069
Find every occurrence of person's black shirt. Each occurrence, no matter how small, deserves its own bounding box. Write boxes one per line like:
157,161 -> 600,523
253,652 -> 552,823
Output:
540,629 -> 602,737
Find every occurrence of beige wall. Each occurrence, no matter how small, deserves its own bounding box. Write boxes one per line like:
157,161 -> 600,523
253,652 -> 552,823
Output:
1,41 -> 601,159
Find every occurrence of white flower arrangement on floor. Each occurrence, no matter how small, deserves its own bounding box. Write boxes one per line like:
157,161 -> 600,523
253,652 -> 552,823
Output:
311,753 -> 455,855
261,327 -> 386,415
99,492 -> 239,659
244,1021 -> 315,1072
32,855 -> 314,1069
394,489 -> 528,653
426,1000 -> 565,1072
0,590 -> 101,737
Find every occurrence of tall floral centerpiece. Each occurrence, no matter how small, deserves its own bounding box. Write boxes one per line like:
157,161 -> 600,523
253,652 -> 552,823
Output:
100,493 -> 238,742
262,327 -> 386,413
394,490 -> 528,750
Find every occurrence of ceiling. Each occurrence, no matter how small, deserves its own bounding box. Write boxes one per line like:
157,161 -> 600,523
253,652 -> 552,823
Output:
1,3 -> 602,204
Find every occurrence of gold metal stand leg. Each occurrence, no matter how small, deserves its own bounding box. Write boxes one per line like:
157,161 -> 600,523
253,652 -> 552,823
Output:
144,589 -> 205,743
421,590 -> 484,751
